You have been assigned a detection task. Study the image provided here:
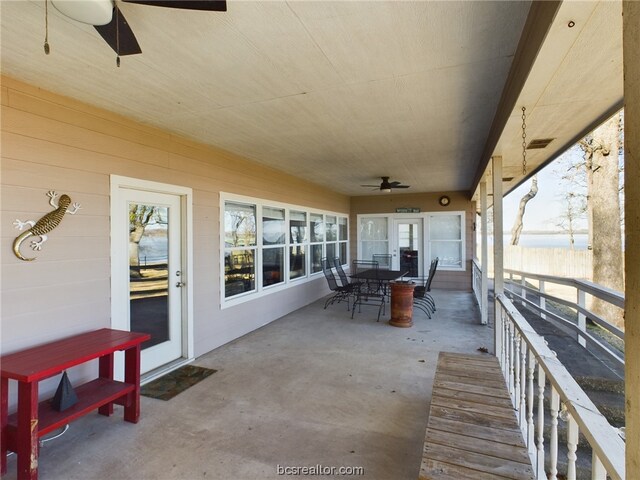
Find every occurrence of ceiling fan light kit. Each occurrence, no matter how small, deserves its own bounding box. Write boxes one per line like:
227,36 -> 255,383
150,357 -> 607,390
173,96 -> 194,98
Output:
46,0 -> 227,63
51,0 -> 114,26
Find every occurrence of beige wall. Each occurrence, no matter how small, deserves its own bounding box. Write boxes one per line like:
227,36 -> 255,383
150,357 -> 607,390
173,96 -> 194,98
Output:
0,76 -> 349,405
350,191 -> 474,290
623,1 -> 639,474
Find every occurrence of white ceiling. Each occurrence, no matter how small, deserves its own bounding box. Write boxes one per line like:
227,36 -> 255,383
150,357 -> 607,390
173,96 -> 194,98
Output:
0,1 -> 623,198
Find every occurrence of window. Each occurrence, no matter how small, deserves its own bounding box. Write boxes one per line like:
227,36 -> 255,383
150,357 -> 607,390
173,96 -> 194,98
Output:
428,213 -> 465,270
325,215 -> 337,262
221,194 -> 349,306
224,202 -> 257,298
289,210 -> 307,280
262,207 -> 285,287
338,217 -> 348,265
310,213 -> 324,274
359,216 -> 388,260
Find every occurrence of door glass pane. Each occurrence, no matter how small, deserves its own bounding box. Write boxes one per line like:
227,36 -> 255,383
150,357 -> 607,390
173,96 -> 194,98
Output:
129,204 -> 169,349
399,223 -> 419,276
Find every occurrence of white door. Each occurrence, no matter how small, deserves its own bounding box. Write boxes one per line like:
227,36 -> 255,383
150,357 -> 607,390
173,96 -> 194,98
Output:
392,218 -> 423,277
112,184 -> 186,374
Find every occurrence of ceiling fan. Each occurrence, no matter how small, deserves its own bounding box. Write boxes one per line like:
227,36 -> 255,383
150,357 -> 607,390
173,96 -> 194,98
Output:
361,176 -> 410,193
49,0 -> 227,60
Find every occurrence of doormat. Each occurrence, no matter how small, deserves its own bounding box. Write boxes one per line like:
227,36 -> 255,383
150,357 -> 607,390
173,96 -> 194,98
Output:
141,365 -> 217,401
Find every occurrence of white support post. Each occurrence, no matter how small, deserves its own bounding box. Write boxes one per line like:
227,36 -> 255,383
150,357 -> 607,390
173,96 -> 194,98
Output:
493,156 -> 504,357
521,275 -> 527,306
577,288 -> 587,347
480,180 -> 489,326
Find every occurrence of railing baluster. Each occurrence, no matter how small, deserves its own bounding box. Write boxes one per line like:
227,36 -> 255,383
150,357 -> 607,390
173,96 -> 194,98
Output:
536,364 -> 546,479
526,348 -> 535,453
514,331 -> 521,409
550,387 -> 560,480
496,294 -> 625,480
567,413 -> 579,480
519,336 -> 527,429
591,451 -> 606,479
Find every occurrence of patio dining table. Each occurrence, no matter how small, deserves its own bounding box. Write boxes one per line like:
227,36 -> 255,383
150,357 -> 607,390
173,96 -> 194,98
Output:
349,269 -> 415,326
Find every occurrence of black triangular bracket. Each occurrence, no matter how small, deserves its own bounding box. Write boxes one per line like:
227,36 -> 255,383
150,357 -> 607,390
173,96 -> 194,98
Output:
51,371 -> 78,412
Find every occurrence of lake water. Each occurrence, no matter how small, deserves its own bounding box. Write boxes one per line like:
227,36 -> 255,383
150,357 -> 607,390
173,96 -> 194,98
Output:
491,233 -> 590,250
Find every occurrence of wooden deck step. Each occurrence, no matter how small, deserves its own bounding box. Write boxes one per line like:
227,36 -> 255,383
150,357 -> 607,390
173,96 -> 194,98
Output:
419,352 -> 535,480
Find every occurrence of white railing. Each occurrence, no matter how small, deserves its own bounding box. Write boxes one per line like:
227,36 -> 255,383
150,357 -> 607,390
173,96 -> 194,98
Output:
504,268 -> 624,368
472,258 -> 482,308
495,294 -> 625,480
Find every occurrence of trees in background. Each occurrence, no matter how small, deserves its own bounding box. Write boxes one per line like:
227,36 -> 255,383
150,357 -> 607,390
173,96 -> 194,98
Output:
579,112 -> 625,327
510,175 -> 538,245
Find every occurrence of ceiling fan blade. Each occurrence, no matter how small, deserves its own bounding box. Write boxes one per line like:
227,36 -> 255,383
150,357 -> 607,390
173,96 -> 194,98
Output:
123,0 -> 227,11
391,185 -> 410,189
94,8 -> 142,56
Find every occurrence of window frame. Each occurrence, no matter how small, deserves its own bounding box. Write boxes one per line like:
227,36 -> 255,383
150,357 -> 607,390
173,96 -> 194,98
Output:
221,193 -> 349,308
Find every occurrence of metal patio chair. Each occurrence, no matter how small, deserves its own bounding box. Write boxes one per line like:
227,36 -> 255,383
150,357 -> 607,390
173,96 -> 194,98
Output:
413,257 -> 439,317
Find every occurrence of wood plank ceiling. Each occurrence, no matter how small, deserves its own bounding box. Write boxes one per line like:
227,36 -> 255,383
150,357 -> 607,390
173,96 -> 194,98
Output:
0,1 -> 623,198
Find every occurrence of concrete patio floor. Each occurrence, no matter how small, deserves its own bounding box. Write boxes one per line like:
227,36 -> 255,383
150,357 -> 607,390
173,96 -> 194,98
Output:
6,290 -> 493,480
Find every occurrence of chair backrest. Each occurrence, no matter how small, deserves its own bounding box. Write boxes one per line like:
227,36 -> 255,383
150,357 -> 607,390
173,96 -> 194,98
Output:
332,257 -> 350,287
372,254 -> 392,270
424,257 -> 439,292
321,257 -> 340,291
352,260 -> 379,283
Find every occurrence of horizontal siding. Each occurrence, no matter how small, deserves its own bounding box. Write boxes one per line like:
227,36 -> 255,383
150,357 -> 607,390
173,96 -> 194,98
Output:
0,74 -> 348,408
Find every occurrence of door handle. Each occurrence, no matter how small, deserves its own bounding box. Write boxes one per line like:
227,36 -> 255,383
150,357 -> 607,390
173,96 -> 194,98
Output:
175,281 -> 186,288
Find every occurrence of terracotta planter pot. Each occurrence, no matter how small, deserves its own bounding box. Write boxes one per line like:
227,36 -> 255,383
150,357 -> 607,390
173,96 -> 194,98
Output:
389,281 -> 416,328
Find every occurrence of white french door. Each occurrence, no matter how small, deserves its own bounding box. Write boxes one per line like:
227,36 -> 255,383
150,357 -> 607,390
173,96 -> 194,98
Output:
391,218 -> 423,277
111,176 -> 193,376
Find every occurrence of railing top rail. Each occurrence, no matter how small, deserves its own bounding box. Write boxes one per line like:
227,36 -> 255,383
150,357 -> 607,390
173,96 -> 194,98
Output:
504,268 -> 624,308
496,294 -> 625,479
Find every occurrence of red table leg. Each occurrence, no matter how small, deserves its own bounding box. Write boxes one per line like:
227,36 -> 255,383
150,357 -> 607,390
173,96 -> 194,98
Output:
123,345 -> 141,424
98,353 -> 114,416
1,377 -> 8,475
16,381 -> 39,480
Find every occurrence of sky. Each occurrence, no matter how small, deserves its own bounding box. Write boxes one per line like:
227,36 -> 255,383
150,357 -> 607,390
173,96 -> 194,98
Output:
502,146 -> 588,233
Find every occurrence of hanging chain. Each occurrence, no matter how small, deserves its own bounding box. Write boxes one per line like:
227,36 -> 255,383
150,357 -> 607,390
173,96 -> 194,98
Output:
521,106 -> 527,176
44,0 -> 50,54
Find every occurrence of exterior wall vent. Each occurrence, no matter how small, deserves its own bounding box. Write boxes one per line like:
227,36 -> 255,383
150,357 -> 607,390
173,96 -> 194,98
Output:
502,177 -> 514,181
526,138 -> 554,149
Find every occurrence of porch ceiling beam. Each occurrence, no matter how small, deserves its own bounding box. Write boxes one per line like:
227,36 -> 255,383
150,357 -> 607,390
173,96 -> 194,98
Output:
470,0 -> 561,197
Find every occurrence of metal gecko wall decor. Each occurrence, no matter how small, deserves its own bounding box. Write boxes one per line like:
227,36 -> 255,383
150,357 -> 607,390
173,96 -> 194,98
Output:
13,191 -> 81,261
